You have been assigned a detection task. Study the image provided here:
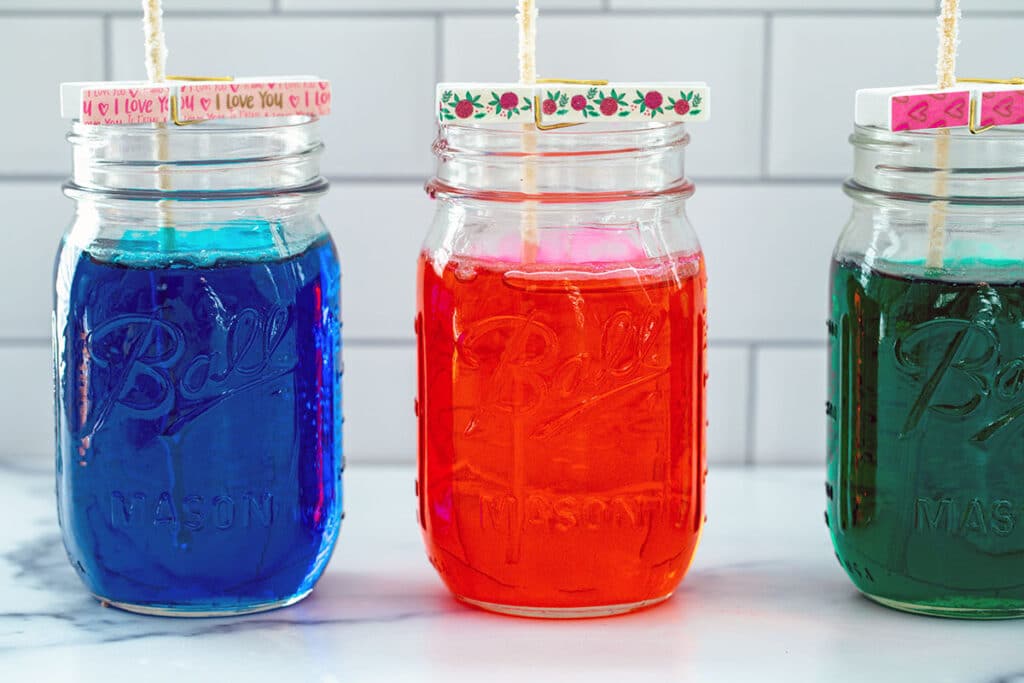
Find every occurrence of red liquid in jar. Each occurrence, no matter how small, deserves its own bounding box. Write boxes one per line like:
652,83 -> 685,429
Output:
416,244 -> 707,613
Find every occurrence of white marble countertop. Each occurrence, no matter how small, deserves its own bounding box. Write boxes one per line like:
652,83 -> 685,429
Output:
2,462 -> 1023,682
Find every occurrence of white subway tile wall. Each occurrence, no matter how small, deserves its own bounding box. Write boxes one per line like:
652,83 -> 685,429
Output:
753,347 -> 827,465
1,1 -> 270,10
441,15 -> 766,178
0,184 -> 68,340
0,18 -> 104,174
110,16 -> 437,177
0,2 -> 1013,467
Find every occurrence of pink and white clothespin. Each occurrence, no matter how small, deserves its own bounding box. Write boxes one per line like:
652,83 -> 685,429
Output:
61,76 -> 331,126
856,79 -> 1024,133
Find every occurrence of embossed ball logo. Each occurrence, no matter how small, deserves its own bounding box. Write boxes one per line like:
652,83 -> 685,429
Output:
458,311 -> 669,439
894,317 -> 1024,443
85,308 -> 295,428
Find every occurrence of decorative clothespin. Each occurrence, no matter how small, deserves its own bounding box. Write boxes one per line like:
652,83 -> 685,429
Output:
856,79 -> 1024,134
437,80 -> 710,129
61,76 -> 331,126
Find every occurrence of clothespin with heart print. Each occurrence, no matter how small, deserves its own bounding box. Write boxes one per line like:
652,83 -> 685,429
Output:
855,79 -> 1024,135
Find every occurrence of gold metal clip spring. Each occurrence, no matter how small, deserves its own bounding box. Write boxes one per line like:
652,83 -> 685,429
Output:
532,78 -> 609,131
957,78 -> 1024,135
166,75 -> 235,126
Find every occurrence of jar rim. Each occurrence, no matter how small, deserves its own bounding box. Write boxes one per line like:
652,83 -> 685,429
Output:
431,120 -> 690,201
67,115 -> 325,196
70,114 -> 320,137
848,123 -> 1024,203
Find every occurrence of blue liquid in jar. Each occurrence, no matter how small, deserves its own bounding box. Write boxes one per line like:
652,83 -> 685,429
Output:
55,223 -> 343,614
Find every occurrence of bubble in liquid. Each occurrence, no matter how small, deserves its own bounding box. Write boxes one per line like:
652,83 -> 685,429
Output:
453,263 -> 479,283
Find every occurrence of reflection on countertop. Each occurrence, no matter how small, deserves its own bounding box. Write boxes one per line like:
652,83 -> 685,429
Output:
1,461 -> 1022,682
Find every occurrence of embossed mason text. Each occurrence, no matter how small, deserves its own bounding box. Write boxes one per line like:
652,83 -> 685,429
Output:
111,490 -> 275,531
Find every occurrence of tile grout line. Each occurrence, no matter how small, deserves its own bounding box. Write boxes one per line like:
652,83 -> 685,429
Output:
744,345 -> 759,466
760,12 -> 773,180
435,12 -> 444,85
0,6 -> 1019,18
0,9 -> 979,19
102,13 -> 113,82
0,339 -> 51,348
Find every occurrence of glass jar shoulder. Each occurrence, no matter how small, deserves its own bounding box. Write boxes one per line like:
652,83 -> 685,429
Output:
835,200 -> 1024,284
423,197 -> 702,268
53,212 -> 341,360
62,209 -> 334,269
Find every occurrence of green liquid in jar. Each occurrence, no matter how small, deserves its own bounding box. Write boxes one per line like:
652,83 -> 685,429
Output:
828,257 -> 1024,618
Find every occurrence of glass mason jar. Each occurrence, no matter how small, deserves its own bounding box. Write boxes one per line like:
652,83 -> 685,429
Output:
417,121 -> 707,618
828,124 -> 1024,618
55,117 -> 343,616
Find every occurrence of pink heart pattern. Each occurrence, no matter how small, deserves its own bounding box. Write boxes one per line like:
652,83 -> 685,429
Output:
907,100 -> 929,122
981,90 -> 1024,127
891,91 -> 970,131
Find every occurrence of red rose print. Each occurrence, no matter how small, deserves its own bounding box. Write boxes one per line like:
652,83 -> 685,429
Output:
500,92 -> 519,110
674,99 -> 690,116
571,95 -> 588,111
455,99 -> 475,119
542,98 -> 558,115
600,97 -> 619,116
645,91 -> 663,110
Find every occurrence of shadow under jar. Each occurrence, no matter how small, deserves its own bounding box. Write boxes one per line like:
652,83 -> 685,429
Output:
828,124 -> 1024,618
417,121 -> 707,618
55,117 -> 343,616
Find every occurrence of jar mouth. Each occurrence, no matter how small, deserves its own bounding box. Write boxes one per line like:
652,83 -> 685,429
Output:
848,123 -> 1024,204
433,121 -> 690,200
67,116 -> 325,196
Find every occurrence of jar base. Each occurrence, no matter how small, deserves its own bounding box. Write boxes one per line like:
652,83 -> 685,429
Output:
864,592 -> 1024,620
457,593 -> 672,619
97,588 -> 313,618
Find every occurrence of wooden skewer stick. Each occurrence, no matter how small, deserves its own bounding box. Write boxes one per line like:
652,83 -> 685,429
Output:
509,0 -> 539,565
142,0 -> 167,84
518,0 -> 540,261
143,0 -> 175,248
926,0 -> 960,269
936,0 -> 960,91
